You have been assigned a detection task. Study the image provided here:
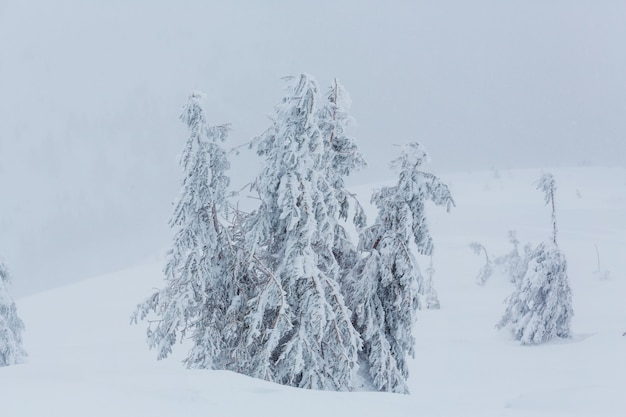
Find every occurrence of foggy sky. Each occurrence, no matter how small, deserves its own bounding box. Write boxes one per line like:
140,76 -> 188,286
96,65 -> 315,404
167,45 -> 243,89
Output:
1,1 -> 624,295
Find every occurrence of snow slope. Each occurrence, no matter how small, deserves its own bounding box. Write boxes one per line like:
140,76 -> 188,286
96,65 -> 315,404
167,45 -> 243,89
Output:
1,167 -> 625,416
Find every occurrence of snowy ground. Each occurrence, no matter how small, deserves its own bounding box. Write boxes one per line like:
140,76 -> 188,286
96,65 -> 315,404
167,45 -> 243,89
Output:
2,167 -> 625,416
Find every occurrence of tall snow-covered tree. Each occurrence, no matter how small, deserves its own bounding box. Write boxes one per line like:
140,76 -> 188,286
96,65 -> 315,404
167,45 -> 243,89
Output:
497,173 -> 573,345
0,260 -> 27,367
346,142 -> 453,393
241,74 -> 361,390
133,92 -> 236,369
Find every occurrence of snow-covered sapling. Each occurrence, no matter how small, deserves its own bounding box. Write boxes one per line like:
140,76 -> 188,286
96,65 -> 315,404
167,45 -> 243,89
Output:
497,173 -> 573,345
536,173 -> 558,245
0,260 -> 27,366
469,242 -> 493,286
493,231 -> 528,284
592,244 -> 610,280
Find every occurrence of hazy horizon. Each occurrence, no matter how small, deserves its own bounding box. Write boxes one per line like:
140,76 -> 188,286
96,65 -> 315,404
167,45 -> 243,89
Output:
1,1 -> 624,296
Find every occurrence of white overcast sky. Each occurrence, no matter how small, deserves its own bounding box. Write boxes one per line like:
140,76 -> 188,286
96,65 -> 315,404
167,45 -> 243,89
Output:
1,1 -> 625,295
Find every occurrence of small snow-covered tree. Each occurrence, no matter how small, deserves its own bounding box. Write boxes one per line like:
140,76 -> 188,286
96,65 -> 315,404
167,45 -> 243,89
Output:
497,173 -> 573,345
133,92 -> 236,369
241,74 -> 361,390
0,260 -> 27,366
346,142 -> 453,393
494,231 -> 526,284
592,244 -> 610,280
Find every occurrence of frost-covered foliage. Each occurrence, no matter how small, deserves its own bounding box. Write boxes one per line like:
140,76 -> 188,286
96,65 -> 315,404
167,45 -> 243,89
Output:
241,74 -> 361,390
497,243 -> 573,344
345,142 -> 453,393
0,261 -> 27,366
317,79 -> 366,221
497,173 -> 573,345
317,78 -> 367,276
132,92 -> 237,369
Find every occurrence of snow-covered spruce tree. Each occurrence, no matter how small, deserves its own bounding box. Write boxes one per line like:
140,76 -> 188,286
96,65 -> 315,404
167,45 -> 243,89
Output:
132,92 -> 236,369
241,74 -> 361,390
497,173 -> 573,345
0,260 -> 27,366
346,142 -> 453,393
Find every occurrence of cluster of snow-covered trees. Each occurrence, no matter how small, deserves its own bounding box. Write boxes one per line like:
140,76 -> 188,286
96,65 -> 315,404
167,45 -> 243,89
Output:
0,260 -> 27,367
134,74 -> 453,393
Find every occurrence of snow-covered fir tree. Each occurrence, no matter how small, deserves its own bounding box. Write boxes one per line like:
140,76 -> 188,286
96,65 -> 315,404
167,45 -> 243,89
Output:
497,173 -> 573,345
345,142 -> 453,393
0,260 -> 27,367
241,74 -> 361,390
133,92 -> 237,368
